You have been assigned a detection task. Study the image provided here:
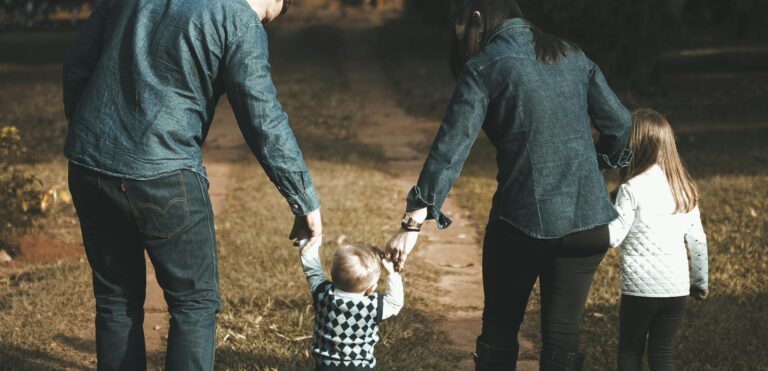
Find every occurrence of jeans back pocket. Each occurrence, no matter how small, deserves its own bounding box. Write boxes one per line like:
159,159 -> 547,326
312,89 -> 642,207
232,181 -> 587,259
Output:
127,171 -> 189,239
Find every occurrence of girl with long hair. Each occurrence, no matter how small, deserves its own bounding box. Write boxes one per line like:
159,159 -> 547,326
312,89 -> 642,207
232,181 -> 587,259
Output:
608,109 -> 709,371
386,0 -> 633,369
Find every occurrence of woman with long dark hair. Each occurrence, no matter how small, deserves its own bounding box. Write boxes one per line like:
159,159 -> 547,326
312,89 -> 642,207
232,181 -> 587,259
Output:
386,1 -> 633,370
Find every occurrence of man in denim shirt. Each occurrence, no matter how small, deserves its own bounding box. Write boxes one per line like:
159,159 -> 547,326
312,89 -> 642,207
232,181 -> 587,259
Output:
63,0 -> 321,369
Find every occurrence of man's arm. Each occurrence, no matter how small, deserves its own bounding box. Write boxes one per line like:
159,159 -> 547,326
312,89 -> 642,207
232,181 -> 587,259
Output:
222,22 -> 320,216
587,59 -> 633,169
62,2 -> 107,122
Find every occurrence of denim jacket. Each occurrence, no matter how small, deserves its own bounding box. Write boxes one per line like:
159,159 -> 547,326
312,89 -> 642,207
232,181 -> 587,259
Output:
407,18 -> 632,239
62,0 -> 319,215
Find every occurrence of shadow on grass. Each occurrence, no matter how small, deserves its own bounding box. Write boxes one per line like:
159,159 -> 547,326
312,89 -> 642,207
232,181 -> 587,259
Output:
215,348 -> 311,371
0,341 -> 87,371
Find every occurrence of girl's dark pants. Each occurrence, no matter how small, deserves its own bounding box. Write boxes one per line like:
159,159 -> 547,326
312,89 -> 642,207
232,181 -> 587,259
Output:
480,220 -> 609,355
618,295 -> 686,371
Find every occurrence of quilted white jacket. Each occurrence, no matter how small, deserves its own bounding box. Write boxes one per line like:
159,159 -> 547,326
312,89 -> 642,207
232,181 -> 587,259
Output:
608,165 -> 709,297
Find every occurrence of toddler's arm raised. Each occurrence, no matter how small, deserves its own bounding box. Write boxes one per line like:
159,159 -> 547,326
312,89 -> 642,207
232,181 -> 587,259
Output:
299,241 -> 325,294
380,258 -> 404,320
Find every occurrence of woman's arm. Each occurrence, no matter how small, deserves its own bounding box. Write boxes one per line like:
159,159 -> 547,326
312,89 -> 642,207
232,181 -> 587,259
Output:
387,66 -> 489,270
586,59 -> 633,169
608,184 -> 637,248
685,207 -> 709,291
406,66 -> 490,229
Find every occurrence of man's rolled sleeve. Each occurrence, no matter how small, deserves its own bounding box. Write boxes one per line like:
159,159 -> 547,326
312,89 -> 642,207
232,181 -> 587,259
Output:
286,187 -> 321,216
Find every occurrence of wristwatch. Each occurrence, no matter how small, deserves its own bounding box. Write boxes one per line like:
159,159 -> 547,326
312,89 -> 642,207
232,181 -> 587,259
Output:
401,213 -> 423,232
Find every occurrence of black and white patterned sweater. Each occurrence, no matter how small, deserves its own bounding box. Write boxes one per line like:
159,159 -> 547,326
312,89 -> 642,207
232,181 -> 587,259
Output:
300,246 -> 404,370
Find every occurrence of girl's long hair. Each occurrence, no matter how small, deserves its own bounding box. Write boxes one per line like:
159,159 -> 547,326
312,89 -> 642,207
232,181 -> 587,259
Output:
450,0 -> 580,76
621,109 -> 700,213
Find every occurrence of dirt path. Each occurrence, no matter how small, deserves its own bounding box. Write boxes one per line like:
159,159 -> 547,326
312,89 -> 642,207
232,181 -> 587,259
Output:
339,21 -> 538,371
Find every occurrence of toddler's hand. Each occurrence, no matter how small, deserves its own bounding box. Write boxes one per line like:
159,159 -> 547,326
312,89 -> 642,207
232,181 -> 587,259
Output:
381,257 -> 396,276
690,286 -> 708,301
297,238 -> 320,256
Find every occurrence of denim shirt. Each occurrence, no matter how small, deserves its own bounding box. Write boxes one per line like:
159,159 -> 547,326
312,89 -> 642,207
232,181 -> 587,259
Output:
62,0 -> 319,215
407,18 -> 632,239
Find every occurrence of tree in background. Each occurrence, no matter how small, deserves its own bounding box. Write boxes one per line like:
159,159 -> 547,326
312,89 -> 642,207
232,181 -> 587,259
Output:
0,126 -> 42,257
405,0 -> 766,88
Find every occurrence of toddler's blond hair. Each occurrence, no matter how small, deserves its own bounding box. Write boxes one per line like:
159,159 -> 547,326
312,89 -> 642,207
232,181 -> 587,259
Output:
331,243 -> 382,293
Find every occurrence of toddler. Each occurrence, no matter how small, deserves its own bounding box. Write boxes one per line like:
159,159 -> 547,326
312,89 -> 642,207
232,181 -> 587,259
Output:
299,241 -> 403,370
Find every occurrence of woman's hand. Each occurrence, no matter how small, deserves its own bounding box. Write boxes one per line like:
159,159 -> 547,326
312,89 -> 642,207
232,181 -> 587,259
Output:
386,208 -> 427,272
385,228 -> 420,272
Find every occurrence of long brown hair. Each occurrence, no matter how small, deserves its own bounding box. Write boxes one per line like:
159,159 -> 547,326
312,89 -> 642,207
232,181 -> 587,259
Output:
621,109 -> 699,213
450,0 -> 580,76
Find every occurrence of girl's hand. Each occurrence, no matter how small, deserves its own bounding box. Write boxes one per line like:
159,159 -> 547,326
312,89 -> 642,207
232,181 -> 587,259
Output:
385,228 -> 419,272
690,286 -> 709,301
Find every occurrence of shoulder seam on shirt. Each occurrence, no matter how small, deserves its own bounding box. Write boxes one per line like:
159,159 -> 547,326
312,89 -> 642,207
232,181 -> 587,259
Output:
229,21 -> 263,44
465,67 -> 490,105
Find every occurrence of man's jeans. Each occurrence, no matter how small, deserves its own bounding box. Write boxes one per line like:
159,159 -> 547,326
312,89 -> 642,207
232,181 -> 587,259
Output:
68,163 -> 220,371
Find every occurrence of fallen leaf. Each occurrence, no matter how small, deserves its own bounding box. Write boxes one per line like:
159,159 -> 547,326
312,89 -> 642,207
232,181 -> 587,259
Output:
337,234 -> 347,245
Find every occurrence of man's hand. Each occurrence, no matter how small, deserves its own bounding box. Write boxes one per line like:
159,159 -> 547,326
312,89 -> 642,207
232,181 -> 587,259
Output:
290,208 -> 322,253
690,286 -> 709,301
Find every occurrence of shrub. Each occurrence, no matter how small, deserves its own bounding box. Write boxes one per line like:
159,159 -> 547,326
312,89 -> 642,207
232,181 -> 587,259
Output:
0,126 -> 42,255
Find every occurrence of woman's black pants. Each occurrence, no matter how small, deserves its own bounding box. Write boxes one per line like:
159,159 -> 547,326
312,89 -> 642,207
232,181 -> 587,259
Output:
480,220 -> 609,354
618,295 -> 686,371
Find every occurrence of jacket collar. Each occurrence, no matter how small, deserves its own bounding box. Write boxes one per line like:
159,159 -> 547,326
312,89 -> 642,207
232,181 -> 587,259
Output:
487,18 -> 532,44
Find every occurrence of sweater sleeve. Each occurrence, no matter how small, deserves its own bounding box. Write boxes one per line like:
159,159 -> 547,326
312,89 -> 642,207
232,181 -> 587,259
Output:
381,273 -> 404,320
300,243 -> 325,294
609,184 -> 637,248
685,206 -> 709,290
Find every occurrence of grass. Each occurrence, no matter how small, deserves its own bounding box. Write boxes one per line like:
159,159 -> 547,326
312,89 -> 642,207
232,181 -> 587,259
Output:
376,18 -> 768,371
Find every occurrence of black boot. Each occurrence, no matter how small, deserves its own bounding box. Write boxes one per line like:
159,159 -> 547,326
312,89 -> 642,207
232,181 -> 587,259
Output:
539,350 -> 585,371
473,338 -> 519,371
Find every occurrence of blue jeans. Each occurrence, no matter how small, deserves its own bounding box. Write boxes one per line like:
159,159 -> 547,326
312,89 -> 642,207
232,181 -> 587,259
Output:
68,163 -> 220,371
